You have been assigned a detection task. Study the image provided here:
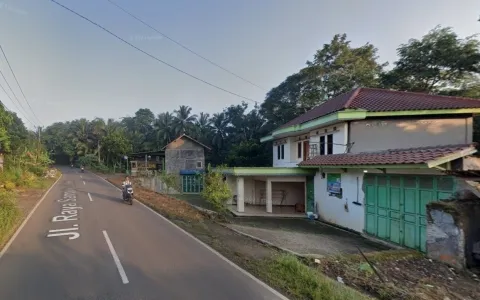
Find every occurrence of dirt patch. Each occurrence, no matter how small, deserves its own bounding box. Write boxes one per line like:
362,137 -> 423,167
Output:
108,177 -> 205,222
318,250 -> 480,300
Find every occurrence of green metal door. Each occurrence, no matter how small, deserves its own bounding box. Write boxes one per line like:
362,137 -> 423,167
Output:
182,174 -> 204,193
306,176 -> 315,212
364,174 -> 456,252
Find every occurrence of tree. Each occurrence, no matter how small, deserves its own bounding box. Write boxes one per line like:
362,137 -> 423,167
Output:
173,105 -> 197,135
382,26 -> 480,93
261,33 -> 385,129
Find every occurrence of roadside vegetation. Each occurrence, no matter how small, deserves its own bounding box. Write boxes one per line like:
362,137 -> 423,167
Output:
0,105 -> 60,249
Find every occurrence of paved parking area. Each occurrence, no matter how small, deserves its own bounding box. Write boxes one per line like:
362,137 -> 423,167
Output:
228,217 -> 389,257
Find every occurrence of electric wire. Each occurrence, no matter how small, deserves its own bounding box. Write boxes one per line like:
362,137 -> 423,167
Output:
105,0 -> 265,91
49,0 -> 258,104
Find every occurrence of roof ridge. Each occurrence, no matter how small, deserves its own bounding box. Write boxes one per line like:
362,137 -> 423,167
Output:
343,87 -> 362,109
361,87 -> 480,103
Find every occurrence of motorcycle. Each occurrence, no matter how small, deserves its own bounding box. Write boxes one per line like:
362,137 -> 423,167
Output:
122,184 -> 134,205
81,166 -> 84,173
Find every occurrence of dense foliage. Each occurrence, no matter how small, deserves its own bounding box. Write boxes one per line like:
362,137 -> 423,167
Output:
42,26 -> 480,169
0,104 -> 54,243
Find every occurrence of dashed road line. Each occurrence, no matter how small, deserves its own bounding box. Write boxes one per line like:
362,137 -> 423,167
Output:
102,230 -> 129,284
88,193 -> 93,202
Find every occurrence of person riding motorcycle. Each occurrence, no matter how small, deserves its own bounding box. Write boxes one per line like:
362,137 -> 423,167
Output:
121,176 -> 132,200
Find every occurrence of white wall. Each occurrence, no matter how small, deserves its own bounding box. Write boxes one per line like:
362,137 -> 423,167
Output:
272,122 -> 348,167
314,169 -> 365,232
309,122 -> 348,155
273,137 -> 299,167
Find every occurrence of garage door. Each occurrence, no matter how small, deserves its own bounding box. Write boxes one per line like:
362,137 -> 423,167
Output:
364,174 -> 456,252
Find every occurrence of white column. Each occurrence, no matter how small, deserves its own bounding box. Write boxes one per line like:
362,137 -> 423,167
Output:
236,177 -> 245,213
266,179 -> 272,213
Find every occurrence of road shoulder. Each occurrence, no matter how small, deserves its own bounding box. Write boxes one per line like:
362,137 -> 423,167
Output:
0,173 -> 62,253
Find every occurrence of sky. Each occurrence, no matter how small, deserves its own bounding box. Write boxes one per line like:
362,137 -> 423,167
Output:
0,0 -> 479,129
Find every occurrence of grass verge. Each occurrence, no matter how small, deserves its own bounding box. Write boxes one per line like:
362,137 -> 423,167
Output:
0,172 -> 61,251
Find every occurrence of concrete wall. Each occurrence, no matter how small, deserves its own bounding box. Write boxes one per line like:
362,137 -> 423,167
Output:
427,199 -> 480,270
350,117 -> 473,153
314,170 -> 365,232
165,138 -> 205,174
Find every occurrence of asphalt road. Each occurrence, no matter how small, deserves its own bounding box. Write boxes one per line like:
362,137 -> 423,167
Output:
0,167 -> 287,300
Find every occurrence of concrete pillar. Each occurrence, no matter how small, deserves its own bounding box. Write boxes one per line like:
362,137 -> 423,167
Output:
266,179 -> 272,213
236,177 -> 245,213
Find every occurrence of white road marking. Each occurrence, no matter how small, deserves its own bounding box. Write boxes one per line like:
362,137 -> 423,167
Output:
93,173 -> 288,299
83,181 -> 86,185
102,230 -> 129,284
0,175 -> 63,260
88,193 -> 93,202
80,175 -> 82,179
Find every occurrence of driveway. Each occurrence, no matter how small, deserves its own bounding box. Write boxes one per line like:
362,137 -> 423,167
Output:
0,167 -> 286,300
228,217 -> 389,257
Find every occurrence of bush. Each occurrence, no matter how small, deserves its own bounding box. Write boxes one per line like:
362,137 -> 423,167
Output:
4,181 -> 15,191
201,164 -> 231,212
158,171 -> 180,194
0,190 -> 20,242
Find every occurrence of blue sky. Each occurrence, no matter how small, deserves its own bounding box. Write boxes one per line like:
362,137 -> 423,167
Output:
0,0 -> 479,129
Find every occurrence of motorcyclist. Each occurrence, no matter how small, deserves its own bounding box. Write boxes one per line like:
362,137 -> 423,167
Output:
121,176 -> 132,200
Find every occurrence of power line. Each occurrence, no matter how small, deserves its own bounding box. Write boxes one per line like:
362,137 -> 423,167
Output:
105,0 -> 265,91
0,81 -> 36,127
49,0 -> 258,104
0,67 -> 37,127
0,45 -> 43,126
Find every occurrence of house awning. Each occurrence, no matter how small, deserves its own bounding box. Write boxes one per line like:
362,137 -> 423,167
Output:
299,144 -> 477,169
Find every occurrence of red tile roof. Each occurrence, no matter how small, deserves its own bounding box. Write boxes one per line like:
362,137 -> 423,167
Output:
281,88 -> 480,128
298,144 -> 477,167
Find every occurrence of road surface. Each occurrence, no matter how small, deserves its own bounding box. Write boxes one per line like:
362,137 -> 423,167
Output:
0,167 -> 287,300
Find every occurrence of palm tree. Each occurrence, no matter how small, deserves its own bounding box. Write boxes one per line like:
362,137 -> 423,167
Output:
173,105 -> 197,135
153,112 -> 175,148
68,119 -> 92,156
91,117 -> 106,163
210,113 -> 230,148
192,112 -> 212,143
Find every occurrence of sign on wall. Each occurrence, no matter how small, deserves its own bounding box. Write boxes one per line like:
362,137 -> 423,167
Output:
327,174 -> 342,197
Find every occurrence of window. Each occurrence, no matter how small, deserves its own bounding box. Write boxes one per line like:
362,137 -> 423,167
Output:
297,142 -> 302,158
277,145 -> 285,160
319,136 -> 325,155
196,161 -> 203,168
327,134 -> 333,154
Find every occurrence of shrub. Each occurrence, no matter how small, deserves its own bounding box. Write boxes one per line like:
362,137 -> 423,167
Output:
158,171 -> 180,194
0,190 -> 20,243
4,181 -> 15,191
201,164 -> 231,212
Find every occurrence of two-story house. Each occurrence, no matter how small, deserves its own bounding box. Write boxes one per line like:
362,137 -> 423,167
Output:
225,88 -> 480,252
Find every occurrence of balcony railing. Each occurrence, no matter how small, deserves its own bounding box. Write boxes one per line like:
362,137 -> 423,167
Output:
305,142 -> 352,160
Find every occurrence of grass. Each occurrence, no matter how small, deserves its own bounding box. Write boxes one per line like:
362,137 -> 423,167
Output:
0,170 -> 60,250
0,191 -> 20,247
261,254 -> 373,300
